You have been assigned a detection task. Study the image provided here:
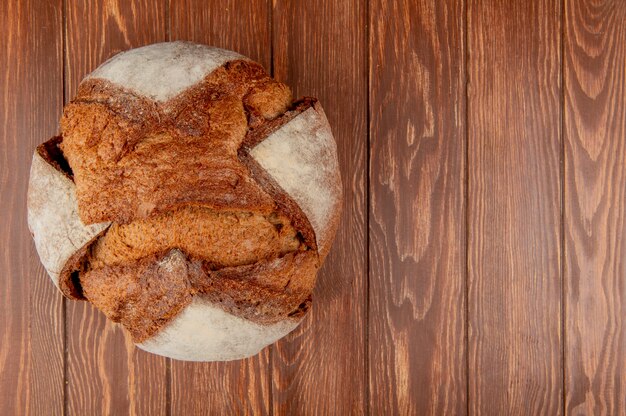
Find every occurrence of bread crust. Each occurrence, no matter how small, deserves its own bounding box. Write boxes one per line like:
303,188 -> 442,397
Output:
80,248 -> 316,343
61,60 -> 289,225
28,42 -> 343,361
87,41 -> 247,102
27,145 -> 109,292
138,296 -> 299,362
250,103 -> 342,259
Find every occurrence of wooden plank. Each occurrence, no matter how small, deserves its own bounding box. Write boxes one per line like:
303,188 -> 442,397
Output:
467,0 -> 563,414
564,1 -> 626,414
168,1 -> 272,414
0,0 -> 64,414
368,0 -> 466,414
170,0 -> 270,69
64,1 -> 168,414
271,1 -> 367,414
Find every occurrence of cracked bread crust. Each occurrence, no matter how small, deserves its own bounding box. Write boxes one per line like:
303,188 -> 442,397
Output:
60,60 -> 292,225
81,249 -> 317,343
88,206 -> 302,270
80,250 -> 195,342
28,42 -> 342,361
192,250 -> 317,327
27,145 -> 110,293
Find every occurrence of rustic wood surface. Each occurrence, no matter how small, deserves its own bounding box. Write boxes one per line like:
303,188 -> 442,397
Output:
467,0 -> 564,414
1,0 -> 625,415
0,0 -> 65,415
564,0 -> 626,414
369,0 -> 466,414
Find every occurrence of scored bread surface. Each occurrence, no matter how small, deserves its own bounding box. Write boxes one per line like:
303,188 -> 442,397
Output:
27,42 -> 342,361
61,52 -> 293,224
27,150 -> 110,288
87,42 -> 247,102
250,104 -> 342,259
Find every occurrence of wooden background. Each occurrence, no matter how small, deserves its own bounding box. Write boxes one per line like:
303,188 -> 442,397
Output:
1,0 -> 624,414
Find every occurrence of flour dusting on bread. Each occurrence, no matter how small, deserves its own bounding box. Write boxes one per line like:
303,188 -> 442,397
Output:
251,105 -> 342,257
137,297 -> 298,362
88,41 -> 246,102
27,152 -> 109,286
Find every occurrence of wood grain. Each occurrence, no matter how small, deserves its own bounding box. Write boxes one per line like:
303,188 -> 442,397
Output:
0,0 -> 64,414
271,1 -> 367,414
64,1 -> 167,414
170,0 -> 270,69
168,1 -> 272,414
467,0 -> 563,414
564,1 -> 626,414
368,0 -> 466,414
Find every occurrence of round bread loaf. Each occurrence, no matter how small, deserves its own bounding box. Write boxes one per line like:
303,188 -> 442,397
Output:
27,41 -> 342,361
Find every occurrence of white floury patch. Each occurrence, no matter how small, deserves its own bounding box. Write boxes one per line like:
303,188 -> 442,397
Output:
251,106 -> 342,255
137,297 -> 299,361
27,153 -> 109,287
87,41 -> 247,102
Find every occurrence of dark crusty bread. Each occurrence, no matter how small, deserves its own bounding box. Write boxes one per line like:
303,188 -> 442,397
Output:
81,249 -> 317,343
60,60 -> 293,224
88,206 -> 302,270
28,42 -> 342,361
